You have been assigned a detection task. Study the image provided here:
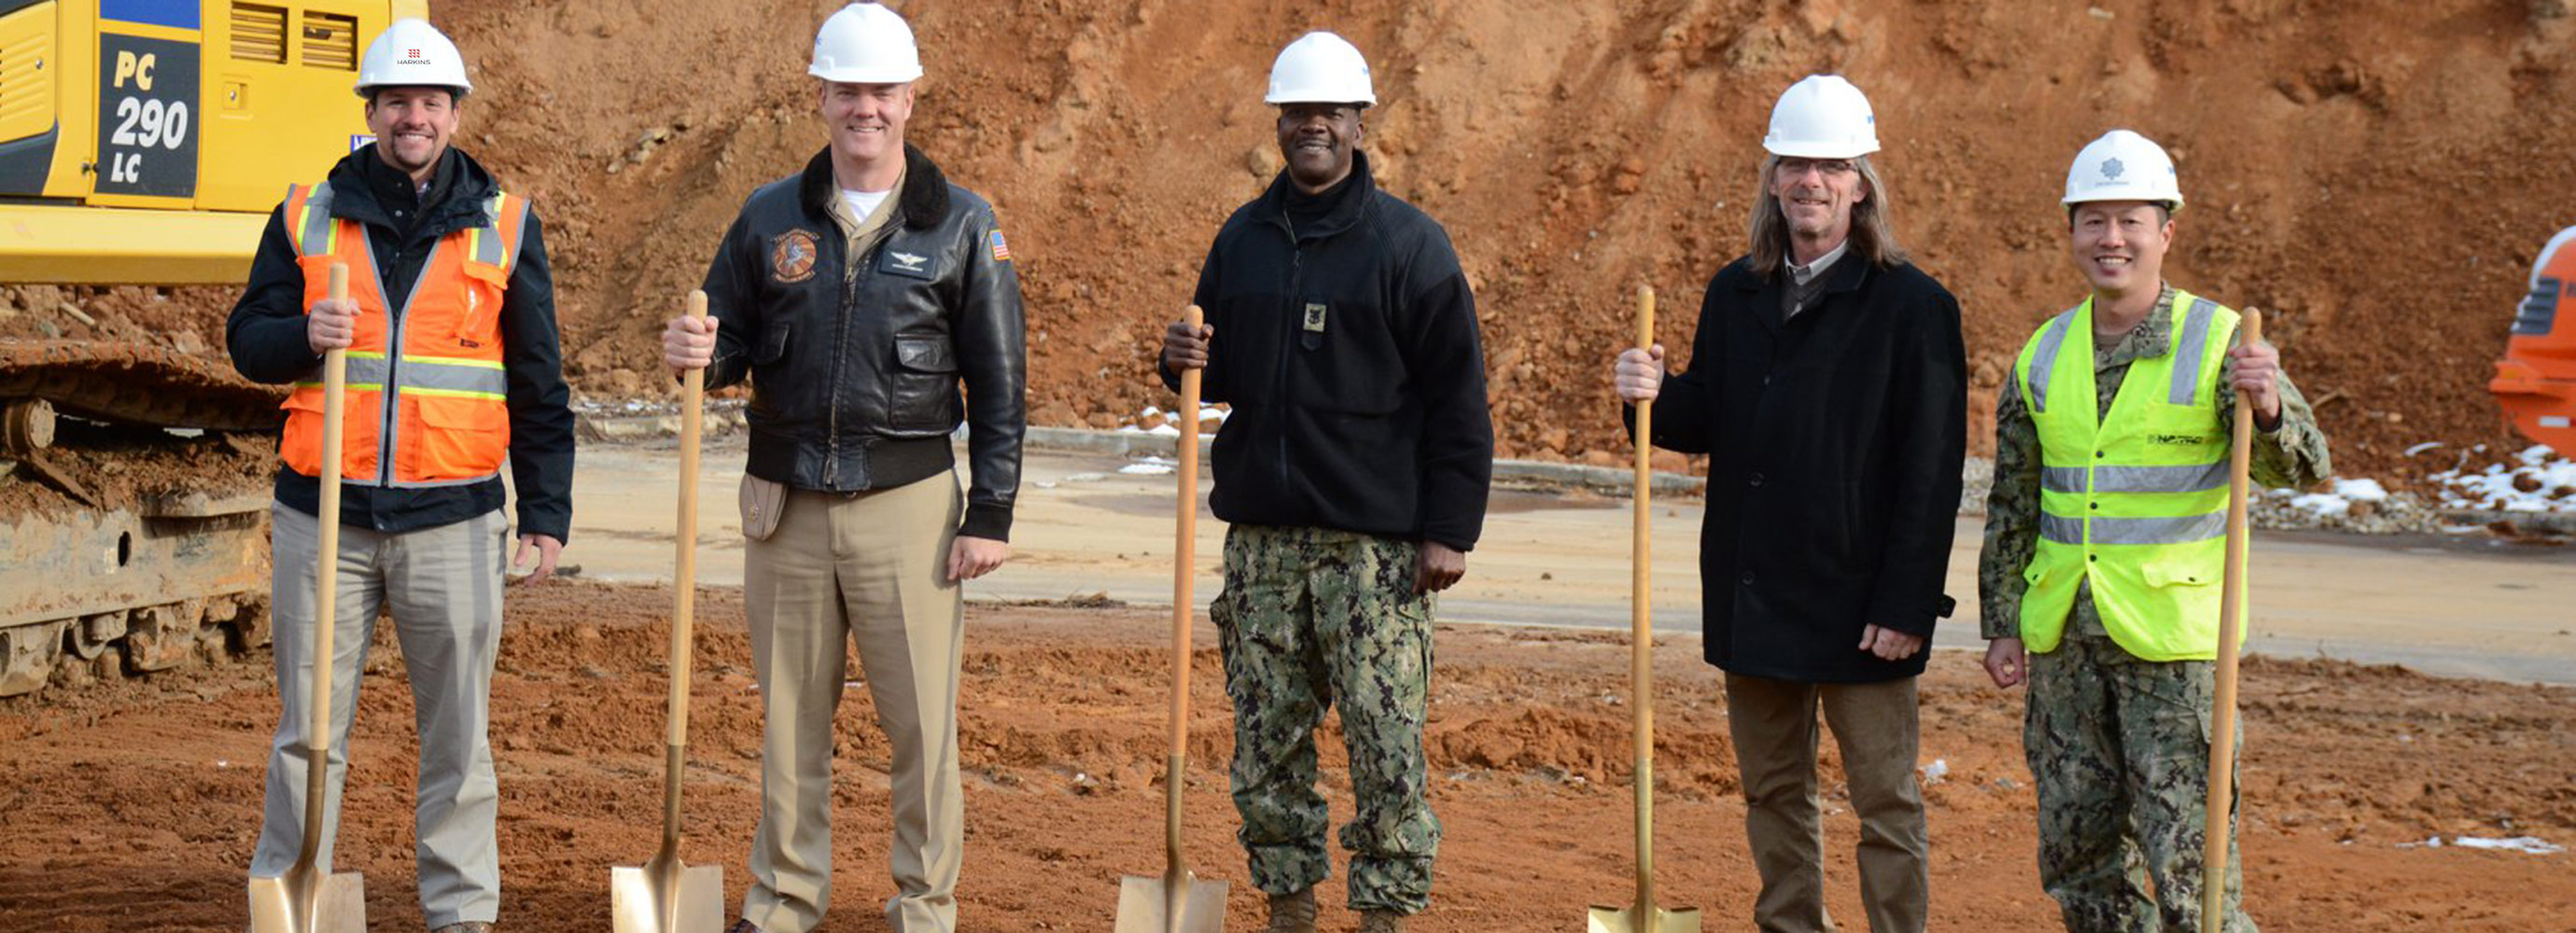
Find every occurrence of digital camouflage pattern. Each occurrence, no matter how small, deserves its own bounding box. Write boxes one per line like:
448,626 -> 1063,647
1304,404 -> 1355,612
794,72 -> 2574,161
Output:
1983,284 -> 2326,931
1210,524 -> 1440,915
1980,284 -> 2333,640
2026,628 -> 2255,932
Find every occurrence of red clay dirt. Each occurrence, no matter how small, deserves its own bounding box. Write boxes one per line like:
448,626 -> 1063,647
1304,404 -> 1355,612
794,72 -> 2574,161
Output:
9,0 -> 2576,482
1,581 -> 2569,931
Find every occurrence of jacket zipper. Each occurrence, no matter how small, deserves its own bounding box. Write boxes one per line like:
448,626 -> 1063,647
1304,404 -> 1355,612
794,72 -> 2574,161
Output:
1275,215 -> 1299,496
828,239 -> 860,486
375,231 -> 410,487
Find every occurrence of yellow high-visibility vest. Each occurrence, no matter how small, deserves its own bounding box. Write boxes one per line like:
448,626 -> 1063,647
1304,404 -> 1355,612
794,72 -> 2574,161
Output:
2011,290 -> 2244,661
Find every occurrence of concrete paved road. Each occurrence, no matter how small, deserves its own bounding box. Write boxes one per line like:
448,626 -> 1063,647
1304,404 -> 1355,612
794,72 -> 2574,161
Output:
552,439 -> 2576,685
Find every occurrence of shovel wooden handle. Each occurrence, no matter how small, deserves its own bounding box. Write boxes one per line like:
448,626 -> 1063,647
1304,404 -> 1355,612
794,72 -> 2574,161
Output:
1166,305 -> 1207,869
667,290 -> 707,749
298,261 -> 350,866
2201,308 -> 2261,931
657,291 -> 709,853
1169,305 -> 1204,761
1630,284 -> 1659,913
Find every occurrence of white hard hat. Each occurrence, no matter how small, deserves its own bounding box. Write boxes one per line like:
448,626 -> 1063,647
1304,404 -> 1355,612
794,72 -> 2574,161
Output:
1266,32 -> 1376,106
355,19 -> 471,98
810,2 -> 923,84
2063,130 -> 2184,211
1763,75 -> 1878,159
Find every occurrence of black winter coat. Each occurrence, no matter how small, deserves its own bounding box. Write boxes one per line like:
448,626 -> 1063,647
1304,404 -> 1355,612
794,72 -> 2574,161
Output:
700,145 -> 1027,541
1642,254 -> 1967,682
1168,151 -> 1492,550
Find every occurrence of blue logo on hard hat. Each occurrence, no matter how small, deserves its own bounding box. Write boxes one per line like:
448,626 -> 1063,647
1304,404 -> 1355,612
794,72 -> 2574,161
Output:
2101,158 -> 2125,180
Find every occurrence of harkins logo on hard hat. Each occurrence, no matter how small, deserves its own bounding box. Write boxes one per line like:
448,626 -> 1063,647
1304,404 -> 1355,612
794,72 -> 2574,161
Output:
399,49 -> 433,64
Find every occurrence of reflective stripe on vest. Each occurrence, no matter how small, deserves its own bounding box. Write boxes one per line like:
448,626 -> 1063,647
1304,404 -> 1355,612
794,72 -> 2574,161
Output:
2010,291 -> 2243,661
276,180 -> 523,489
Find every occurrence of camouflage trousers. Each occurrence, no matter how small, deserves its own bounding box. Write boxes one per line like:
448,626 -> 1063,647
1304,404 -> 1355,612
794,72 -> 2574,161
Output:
1210,524 -> 1441,914
2026,628 -> 2256,933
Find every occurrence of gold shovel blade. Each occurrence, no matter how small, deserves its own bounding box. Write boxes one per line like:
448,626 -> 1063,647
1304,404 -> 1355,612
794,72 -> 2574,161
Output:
247,869 -> 366,933
1113,871 -> 1228,933
610,862 -> 724,933
1587,904 -> 1702,933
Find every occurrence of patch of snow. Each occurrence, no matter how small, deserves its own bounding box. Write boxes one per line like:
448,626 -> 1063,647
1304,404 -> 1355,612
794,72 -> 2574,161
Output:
2401,835 -> 2563,855
2454,835 -> 2565,855
2430,445 -> 2576,513
2286,479 -> 2388,518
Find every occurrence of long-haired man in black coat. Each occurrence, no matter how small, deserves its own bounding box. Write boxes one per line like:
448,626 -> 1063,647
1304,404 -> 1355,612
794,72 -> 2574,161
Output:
1611,75 -> 1967,932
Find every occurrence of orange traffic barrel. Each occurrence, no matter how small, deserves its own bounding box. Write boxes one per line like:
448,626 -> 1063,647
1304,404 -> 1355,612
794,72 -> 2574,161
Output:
2493,226 -> 2576,453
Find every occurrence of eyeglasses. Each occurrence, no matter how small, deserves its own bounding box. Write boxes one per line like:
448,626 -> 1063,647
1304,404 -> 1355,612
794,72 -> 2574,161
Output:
1775,158 -> 1856,178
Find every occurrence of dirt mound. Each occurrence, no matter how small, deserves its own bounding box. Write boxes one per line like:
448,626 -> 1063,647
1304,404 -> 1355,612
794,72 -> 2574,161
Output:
12,0 -> 2574,487
443,0 -> 2576,483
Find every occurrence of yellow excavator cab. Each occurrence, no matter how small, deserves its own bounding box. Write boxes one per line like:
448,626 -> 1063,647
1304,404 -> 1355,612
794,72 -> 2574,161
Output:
0,0 -> 427,284
2491,226 -> 2576,453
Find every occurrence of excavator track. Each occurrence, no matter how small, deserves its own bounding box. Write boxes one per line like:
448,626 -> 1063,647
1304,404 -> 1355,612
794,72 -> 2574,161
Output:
0,341 -> 287,432
0,339 -> 285,699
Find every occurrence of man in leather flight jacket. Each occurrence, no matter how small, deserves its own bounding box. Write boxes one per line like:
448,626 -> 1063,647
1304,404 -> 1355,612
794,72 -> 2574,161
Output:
660,6 -> 1024,931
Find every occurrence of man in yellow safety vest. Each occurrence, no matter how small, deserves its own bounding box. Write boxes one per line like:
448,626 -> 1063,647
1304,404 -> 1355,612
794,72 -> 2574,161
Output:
1977,130 -> 2331,931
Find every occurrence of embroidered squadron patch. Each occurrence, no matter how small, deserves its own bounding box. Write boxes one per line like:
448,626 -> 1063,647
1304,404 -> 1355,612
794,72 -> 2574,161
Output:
989,230 -> 1012,262
770,230 -> 819,284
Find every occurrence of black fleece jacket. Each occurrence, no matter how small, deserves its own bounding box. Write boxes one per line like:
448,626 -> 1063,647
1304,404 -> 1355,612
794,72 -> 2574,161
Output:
225,146 -> 575,541
1166,150 -> 1493,551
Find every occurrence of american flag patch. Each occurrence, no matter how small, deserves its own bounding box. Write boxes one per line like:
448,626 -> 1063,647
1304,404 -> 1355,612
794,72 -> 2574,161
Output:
989,230 -> 1012,262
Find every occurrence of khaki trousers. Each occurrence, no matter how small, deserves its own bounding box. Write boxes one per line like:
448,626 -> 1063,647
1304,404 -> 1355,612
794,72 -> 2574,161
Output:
1724,673 -> 1929,933
739,475 -> 964,933
253,504 -> 507,929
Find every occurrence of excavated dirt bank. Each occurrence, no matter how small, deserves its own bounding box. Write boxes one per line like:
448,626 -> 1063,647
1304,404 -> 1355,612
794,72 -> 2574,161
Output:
1,582 -> 2570,930
7,0 -> 2576,486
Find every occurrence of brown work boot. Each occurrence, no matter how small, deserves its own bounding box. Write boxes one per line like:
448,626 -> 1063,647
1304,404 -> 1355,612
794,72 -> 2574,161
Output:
1262,887 -> 1319,933
1353,909 -> 1406,933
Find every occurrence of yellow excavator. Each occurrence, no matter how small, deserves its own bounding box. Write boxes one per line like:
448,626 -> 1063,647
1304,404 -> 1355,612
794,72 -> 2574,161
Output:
0,0 -> 424,696
1,0 -> 425,282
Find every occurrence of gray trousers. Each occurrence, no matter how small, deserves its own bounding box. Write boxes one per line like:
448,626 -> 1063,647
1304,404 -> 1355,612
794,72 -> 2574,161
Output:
252,504 -> 507,928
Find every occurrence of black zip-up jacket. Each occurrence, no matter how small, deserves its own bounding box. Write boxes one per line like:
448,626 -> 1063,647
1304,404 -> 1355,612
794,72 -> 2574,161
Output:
1635,253 -> 1967,682
226,146 -> 575,541
700,145 -> 1026,541
1165,150 -> 1492,551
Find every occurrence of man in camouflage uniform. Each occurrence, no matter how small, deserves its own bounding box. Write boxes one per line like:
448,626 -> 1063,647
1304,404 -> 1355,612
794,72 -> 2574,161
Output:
1156,32 -> 1491,933
1980,131 -> 2330,932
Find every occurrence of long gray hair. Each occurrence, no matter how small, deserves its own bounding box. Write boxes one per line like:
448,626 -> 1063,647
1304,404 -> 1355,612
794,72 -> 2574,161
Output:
1746,154 -> 1909,278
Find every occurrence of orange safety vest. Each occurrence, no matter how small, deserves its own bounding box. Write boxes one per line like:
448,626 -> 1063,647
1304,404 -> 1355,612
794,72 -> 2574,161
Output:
275,180 -> 528,487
